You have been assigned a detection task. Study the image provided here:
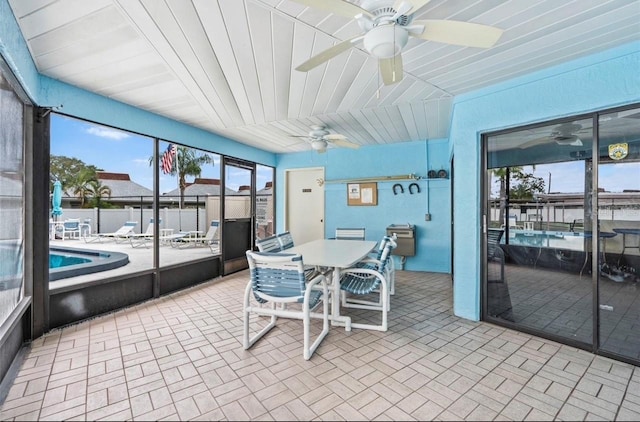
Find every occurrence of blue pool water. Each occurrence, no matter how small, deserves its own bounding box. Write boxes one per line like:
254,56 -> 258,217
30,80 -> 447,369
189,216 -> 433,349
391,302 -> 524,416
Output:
504,230 -> 585,250
49,247 -> 129,281
50,253 -> 91,269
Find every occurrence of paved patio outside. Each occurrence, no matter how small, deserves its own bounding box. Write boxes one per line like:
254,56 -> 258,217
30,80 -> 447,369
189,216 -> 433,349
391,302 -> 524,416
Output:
1,270 -> 639,421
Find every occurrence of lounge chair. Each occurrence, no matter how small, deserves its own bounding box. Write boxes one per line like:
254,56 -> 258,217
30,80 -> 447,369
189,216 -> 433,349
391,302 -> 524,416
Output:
127,218 -> 162,248
83,221 -> 138,243
173,221 -> 219,251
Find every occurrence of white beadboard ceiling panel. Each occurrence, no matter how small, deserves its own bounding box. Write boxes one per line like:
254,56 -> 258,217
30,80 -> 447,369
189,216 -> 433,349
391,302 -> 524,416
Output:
7,0 -> 640,154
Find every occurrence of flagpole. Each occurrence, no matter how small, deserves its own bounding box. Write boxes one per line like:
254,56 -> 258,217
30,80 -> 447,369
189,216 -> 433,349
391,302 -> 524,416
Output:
177,163 -> 181,232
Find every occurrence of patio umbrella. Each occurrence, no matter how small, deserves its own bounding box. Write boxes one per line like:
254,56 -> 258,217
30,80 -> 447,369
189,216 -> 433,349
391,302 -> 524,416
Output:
52,180 -> 63,220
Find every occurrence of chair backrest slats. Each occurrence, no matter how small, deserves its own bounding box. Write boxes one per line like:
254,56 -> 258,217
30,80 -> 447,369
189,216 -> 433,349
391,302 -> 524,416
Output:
488,228 -> 505,260
277,231 -> 295,250
257,235 -> 282,252
335,228 -> 365,240
64,219 -> 80,229
246,251 -> 306,302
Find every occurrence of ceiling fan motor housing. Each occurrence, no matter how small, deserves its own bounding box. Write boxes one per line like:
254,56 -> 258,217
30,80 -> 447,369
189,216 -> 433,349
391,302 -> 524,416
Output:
364,24 -> 409,58
309,125 -> 329,138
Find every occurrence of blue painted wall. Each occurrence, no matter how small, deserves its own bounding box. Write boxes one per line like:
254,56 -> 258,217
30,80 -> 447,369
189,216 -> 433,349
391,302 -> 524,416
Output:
450,41 -> 640,321
0,0 -> 275,167
276,140 -> 452,272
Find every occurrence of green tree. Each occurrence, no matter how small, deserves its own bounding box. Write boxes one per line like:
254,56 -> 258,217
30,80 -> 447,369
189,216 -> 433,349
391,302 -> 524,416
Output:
492,166 -> 544,225
86,180 -> 112,208
50,155 -> 101,191
510,172 -> 545,200
152,146 -> 213,208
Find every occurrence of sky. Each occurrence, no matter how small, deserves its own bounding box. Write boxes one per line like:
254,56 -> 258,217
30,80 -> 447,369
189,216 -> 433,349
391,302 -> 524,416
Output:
491,159 -> 639,197
50,114 -> 273,194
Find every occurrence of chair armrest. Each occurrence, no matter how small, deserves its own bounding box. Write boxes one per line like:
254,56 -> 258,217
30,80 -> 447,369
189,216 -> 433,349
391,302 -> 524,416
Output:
306,273 -> 327,289
304,273 -> 328,303
340,267 -> 385,281
359,257 -> 383,266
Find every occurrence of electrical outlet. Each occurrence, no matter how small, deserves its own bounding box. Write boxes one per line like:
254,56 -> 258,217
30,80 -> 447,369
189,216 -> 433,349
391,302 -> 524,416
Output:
425,213 -> 431,221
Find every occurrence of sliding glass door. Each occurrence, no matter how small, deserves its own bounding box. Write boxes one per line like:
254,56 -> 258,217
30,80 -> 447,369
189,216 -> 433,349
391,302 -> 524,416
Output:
596,108 -> 640,362
483,104 -> 640,364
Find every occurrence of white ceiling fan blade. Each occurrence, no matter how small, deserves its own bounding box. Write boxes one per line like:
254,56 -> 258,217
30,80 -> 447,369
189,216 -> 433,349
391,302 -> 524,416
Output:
324,134 -> 346,141
518,136 -> 553,149
411,20 -> 503,48
392,0 -> 431,18
330,138 -> 360,149
555,136 -> 583,146
379,54 -> 404,86
295,36 -> 364,72
391,1 -> 414,20
289,0 -> 372,18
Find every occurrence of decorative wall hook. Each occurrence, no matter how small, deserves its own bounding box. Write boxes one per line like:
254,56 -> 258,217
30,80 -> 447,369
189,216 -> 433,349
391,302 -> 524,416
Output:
408,183 -> 420,194
392,183 -> 404,195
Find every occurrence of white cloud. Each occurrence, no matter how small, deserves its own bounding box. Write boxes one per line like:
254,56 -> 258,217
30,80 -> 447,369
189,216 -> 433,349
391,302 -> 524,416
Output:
86,126 -> 130,140
132,158 -> 150,166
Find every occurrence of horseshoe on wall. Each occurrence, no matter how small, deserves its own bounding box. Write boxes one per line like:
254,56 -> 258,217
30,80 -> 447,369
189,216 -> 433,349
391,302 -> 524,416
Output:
392,183 -> 404,195
408,183 -> 421,194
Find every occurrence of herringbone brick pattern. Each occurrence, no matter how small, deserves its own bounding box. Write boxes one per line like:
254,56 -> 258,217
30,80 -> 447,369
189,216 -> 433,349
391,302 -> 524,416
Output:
1,270 -> 638,421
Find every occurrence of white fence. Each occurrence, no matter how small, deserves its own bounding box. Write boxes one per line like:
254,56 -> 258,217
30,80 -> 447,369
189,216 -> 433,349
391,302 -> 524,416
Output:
55,207 -> 208,235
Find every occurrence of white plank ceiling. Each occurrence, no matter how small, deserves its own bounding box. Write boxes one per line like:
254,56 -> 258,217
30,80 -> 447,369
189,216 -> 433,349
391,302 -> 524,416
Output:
8,0 -> 640,153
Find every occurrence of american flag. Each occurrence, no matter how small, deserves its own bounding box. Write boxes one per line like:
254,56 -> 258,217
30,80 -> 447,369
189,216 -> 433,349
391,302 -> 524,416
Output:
161,144 -> 177,174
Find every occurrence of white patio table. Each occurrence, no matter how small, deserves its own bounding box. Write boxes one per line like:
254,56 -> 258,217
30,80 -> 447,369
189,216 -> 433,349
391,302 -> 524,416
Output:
285,238 -> 376,331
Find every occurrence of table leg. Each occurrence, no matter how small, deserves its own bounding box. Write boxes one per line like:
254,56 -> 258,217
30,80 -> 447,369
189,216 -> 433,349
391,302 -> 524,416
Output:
329,267 -> 352,331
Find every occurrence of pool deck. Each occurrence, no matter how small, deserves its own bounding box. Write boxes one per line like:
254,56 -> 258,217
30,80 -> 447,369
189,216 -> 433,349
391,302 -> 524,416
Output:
49,238 -> 217,290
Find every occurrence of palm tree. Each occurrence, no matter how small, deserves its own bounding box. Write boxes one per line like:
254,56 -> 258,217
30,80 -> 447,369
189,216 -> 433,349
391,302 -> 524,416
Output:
491,166 -> 522,227
86,180 -> 112,208
71,168 -> 96,208
154,146 -> 213,208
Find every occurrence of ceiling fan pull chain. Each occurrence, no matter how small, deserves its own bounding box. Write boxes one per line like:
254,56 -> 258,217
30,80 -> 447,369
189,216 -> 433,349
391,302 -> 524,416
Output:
376,59 -> 381,99
392,23 -> 396,83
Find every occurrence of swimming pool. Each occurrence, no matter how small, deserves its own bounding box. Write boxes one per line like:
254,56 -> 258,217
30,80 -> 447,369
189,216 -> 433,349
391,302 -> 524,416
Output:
50,246 -> 129,281
504,230 -> 586,250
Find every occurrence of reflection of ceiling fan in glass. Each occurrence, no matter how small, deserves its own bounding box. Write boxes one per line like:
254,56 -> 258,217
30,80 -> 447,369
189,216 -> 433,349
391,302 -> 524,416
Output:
519,123 -> 589,149
291,125 -> 360,153
291,0 -> 504,85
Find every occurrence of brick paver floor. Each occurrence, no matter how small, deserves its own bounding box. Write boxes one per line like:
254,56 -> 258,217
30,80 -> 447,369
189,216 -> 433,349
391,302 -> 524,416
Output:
1,270 -> 639,421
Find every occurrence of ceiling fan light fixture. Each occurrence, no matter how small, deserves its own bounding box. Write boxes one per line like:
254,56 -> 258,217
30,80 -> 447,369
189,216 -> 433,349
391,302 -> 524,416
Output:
363,24 -> 408,59
311,139 -> 328,152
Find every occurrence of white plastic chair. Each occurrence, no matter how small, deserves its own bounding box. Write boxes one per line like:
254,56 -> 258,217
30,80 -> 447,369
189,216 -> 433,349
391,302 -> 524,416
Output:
243,251 -> 329,360
339,241 -> 394,332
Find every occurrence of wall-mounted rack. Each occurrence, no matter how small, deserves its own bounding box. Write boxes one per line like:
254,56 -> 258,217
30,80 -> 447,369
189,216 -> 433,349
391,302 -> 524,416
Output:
317,173 -> 423,186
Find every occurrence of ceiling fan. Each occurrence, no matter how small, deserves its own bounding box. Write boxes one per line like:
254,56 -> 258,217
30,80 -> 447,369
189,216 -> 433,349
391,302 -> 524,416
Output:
291,0 -> 503,85
292,125 -> 360,153
519,123 -> 588,149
